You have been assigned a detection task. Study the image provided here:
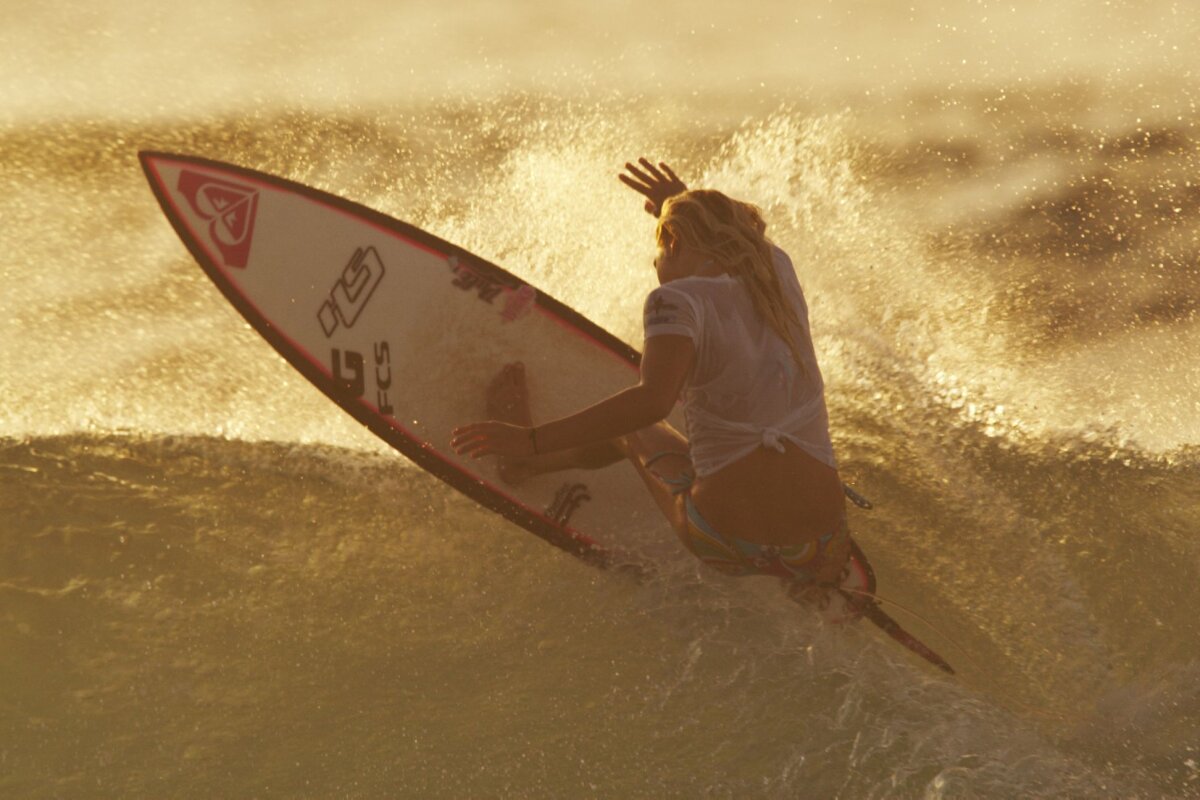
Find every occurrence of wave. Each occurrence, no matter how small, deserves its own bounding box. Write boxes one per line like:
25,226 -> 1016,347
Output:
2,431 -> 1196,796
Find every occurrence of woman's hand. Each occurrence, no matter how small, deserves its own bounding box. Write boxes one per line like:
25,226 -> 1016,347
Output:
619,158 -> 687,217
450,421 -> 536,459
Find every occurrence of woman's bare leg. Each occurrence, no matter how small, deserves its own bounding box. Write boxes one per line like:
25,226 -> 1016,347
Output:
612,424 -> 692,536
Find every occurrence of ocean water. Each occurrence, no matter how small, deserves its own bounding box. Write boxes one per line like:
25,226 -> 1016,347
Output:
4,2 -> 1200,798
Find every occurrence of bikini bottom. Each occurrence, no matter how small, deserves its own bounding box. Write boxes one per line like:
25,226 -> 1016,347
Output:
645,451 -> 848,585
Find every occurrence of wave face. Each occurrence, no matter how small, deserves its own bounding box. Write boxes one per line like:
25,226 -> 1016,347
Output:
5,5 -> 1200,794
3,432 -> 1197,798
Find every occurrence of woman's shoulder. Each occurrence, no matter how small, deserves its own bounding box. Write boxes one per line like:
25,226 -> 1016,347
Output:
663,272 -> 738,291
647,277 -> 734,319
648,274 -> 728,300
644,281 -> 701,317
644,281 -> 704,339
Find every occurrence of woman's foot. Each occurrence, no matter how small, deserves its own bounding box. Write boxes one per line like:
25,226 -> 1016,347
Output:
486,362 -> 536,485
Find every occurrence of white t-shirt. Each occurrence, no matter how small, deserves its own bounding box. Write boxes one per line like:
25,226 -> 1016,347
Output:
642,243 -> 836,478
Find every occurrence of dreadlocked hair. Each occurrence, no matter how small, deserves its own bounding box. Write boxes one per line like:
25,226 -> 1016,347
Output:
656,189 -> 809,376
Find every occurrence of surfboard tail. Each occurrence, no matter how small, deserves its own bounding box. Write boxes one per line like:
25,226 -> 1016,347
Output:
859,602 -> 956,674
846,539 -> 955,674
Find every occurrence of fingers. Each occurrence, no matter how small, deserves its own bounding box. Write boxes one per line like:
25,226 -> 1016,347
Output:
449,432 -> 485,450
450,422 -> 485,441
638,157 -> 666,182
453,439 -> 492,459
622,161 -> 655,188
450,424 -> 490,456
620,160 -> 684,190
619,172 -> 653,198
451,439 -> 487,457
621,159 -> 684,217
451,421 -> 525,459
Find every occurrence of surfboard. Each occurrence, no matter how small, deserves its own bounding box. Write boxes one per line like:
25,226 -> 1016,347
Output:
139,151 -> 951,672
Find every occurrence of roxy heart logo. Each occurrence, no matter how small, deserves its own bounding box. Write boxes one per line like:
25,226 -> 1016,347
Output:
177,170 -> 259,268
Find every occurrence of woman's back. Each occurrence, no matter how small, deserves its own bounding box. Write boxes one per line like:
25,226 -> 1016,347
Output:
643,244 -> 845,550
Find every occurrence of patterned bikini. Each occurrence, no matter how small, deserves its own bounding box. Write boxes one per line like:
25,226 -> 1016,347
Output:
644,452 -> 848,585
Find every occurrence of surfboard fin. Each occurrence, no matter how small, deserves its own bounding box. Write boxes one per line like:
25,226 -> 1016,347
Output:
845,539 -> 954,674
857,599 -> 956,674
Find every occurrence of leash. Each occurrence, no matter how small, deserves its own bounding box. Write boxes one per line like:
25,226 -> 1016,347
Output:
839,486 -> 956,674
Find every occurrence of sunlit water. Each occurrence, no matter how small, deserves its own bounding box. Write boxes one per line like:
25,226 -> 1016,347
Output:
4,2 -> 1200,798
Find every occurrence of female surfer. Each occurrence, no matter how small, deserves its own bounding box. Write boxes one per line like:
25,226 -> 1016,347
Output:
450,159 -> 849,603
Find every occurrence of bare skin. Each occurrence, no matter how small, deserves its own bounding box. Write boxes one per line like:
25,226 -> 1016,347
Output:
453,159 -> 849,586
480,363 -> 849,586
619,158 -> 688,218
479,359 -> 696,540
485,363 -> 627,485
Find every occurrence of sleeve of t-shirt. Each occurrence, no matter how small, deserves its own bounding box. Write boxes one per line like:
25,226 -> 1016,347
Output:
643,285 -> 699,343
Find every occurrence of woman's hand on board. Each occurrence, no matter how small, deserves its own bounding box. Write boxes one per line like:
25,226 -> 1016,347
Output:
619,158 -> 687,217
450,421 -> 536,459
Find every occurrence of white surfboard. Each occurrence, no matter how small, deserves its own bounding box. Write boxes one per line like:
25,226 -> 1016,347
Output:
140,152 -> 949,661
140,150 -> 682,572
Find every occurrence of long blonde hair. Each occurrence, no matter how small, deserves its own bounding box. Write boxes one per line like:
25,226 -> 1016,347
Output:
657,189 -> 808,374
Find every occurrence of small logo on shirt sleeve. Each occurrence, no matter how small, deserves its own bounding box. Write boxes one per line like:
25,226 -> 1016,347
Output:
645,294 -> 682,326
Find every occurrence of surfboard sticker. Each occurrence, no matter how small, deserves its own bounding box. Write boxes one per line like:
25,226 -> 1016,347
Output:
141,152 -> 953,670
